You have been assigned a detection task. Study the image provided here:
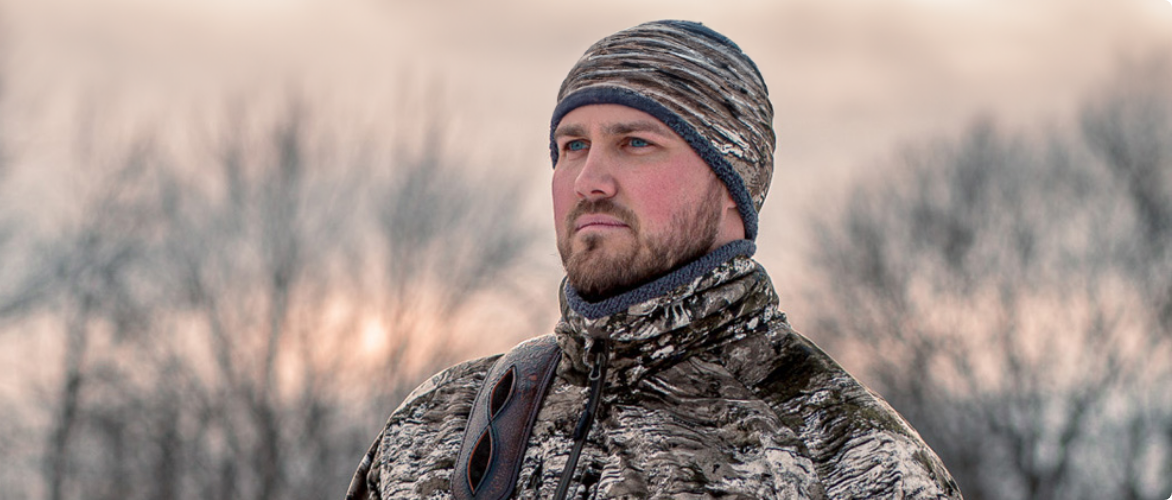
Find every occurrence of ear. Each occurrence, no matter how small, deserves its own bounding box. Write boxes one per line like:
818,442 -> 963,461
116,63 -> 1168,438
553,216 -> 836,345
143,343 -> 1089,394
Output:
713,186 -> 747,246
722,188 -> 737,211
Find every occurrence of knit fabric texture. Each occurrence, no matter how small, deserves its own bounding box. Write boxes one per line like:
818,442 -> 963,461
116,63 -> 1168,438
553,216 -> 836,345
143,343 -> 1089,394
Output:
564,239 -> 756,320
549,20 -> 776,240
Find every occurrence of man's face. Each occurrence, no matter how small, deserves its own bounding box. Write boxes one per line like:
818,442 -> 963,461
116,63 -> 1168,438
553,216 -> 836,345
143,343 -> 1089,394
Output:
552,104 -> 738,301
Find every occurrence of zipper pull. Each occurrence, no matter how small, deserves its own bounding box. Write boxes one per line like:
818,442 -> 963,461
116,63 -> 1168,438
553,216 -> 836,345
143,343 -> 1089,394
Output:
573,342 -> 608,439
555,339 -> 609,500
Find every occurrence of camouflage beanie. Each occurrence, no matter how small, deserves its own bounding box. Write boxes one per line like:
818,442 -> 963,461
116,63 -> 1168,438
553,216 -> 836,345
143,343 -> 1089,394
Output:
550,20 -> 775,240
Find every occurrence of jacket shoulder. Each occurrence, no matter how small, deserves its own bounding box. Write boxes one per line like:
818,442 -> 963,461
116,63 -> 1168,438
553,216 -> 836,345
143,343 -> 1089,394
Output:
390,354 -> 502,421
728,322 -> 962,499
346,354 -> 501,500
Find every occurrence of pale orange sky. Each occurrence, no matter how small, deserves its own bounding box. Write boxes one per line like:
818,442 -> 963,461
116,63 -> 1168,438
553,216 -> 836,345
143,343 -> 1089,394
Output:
2,0 -> 1171,317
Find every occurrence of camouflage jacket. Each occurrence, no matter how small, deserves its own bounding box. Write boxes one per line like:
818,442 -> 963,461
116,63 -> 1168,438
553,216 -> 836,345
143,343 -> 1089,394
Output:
346,253 -> 962,499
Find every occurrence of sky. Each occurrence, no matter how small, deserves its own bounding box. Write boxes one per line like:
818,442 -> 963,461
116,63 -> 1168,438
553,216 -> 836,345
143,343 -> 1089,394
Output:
2,0 -> 1171,312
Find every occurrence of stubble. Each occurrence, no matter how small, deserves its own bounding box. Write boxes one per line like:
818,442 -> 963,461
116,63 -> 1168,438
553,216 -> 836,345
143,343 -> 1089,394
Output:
558,187 -> 723,302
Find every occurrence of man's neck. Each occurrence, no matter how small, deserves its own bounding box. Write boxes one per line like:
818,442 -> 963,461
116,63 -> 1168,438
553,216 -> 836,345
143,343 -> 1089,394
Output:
564,240 -> 757,320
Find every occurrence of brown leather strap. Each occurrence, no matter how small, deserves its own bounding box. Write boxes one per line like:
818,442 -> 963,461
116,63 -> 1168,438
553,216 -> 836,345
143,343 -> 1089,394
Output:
452,335 -> 561,500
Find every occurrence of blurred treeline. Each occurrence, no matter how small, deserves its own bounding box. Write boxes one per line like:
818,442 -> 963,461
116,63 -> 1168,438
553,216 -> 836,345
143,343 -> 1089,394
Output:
811,57 -> 1172,500
0,85 -> 546,498
0,38 -> 1169,500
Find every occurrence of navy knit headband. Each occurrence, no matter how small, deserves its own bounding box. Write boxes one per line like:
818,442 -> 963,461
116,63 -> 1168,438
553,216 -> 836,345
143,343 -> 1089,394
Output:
550,20 -> 776,240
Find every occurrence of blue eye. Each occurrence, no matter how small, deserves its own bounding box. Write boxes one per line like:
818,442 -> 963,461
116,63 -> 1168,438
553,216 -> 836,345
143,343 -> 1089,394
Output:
566,140 -> 587,152
629,138 -> 649,148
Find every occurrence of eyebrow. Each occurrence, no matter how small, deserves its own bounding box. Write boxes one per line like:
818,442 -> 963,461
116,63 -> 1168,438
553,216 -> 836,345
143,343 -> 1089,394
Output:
553,120 -> 671,141
553,124 -> 587,141
604,120 -> 669,136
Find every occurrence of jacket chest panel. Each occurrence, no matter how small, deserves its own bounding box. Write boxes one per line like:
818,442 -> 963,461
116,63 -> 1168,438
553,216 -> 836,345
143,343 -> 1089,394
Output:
514,358 -> 824,499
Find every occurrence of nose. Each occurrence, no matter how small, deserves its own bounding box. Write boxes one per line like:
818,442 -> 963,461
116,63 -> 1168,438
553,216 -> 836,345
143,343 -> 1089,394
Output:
574,148 -> 616,200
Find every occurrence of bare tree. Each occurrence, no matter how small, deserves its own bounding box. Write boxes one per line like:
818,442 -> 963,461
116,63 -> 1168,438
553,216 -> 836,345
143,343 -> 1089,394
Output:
1081,56 -> 1172,328
808,58 -> 1172,500
29,146 -> 164,500
369,121 -> 540,409
1078,55 -> 1172,500
0,84 -> 541,500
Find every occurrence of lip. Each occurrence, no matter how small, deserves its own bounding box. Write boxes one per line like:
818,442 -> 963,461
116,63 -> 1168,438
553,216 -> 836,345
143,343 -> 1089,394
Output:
574,214 -> 629,232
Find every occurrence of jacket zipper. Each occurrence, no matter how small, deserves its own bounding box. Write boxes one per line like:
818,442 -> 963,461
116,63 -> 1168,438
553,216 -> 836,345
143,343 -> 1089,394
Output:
552,340 -> 609,500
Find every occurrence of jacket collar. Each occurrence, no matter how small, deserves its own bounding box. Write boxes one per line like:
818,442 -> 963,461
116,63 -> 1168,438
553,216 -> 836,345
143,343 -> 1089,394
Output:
555,240 -> 782,385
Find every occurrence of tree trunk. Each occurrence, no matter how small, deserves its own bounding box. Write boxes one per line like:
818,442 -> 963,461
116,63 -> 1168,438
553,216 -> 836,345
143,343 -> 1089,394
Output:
45,312 -> 89,500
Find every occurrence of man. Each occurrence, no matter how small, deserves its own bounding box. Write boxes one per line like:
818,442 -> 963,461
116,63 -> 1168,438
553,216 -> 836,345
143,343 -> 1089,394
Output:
346,20 -> 961,499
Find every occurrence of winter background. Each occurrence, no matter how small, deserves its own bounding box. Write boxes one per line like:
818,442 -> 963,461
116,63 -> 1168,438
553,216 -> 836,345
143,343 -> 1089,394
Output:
0,1 -> 1169,499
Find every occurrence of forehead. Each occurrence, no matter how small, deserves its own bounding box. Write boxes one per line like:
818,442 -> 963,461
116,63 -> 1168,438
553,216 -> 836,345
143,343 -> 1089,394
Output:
553,104 -> 675,139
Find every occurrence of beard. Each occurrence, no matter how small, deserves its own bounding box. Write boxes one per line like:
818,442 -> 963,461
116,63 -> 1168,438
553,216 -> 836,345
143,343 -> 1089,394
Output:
558,187 -> 723,302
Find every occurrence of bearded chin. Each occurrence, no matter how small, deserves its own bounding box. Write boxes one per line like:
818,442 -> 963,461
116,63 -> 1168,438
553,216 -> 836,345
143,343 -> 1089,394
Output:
563,233 -> 643,302
560,195 -> 722,302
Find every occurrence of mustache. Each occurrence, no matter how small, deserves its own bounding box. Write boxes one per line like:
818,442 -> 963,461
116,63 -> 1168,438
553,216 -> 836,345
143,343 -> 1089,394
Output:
566,199 -> 638,232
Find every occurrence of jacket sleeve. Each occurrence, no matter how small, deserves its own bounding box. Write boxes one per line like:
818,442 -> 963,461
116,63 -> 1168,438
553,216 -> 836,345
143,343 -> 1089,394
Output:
753,328 -> 963,499
341,354 -> 502,500
344,433 -> 383,500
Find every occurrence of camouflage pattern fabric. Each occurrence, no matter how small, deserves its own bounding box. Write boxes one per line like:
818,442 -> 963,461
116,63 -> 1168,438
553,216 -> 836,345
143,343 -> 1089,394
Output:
345,256 -> 962,499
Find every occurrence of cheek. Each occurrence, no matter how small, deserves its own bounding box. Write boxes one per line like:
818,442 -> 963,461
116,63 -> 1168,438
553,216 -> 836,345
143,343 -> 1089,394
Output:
551,168 -> 576,236
627,167 -> 717,233
633,177 -> 691,221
